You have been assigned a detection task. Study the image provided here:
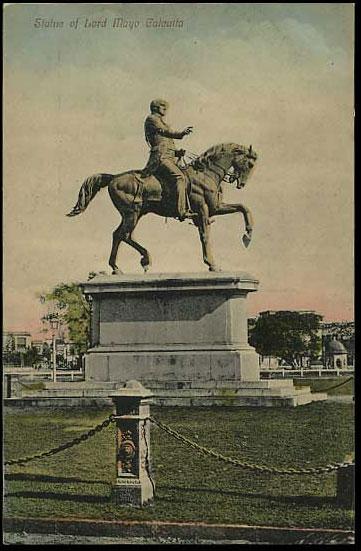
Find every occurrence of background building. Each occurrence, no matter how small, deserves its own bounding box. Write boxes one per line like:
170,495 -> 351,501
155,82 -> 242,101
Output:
321,321 -> 354,367
324,338 -> 348,369
3,330 -> 82,369
3,331 -> 32,352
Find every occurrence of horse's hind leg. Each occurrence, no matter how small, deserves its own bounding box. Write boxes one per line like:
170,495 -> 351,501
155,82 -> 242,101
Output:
109,222 -> 125,275
109,211 -> 151,274
109,211 -> 139,274
124,234 -> 152,272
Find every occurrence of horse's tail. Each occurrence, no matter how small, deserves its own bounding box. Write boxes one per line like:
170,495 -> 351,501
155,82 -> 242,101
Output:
66,173 -> 114,217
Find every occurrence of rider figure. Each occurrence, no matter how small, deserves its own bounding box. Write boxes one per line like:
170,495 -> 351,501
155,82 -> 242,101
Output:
143,99 -> 196,221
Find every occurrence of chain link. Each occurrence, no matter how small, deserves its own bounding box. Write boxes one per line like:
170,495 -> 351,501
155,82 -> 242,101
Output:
5,414 -> 115,466
149,417 -> 354,476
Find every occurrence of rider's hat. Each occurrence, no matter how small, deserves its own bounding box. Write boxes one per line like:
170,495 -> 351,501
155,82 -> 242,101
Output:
150,99 -> 169,112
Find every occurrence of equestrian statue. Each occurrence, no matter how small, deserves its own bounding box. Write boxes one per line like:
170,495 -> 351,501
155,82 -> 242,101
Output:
67,99 -> 258,273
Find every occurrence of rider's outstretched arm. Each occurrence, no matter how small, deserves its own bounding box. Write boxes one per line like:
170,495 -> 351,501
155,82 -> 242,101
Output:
146,116 -> 190,140
158,127 -> 184,139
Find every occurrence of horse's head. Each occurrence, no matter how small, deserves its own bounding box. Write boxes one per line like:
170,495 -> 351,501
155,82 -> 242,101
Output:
230,144 -> 258,189
191,143 -> 258,189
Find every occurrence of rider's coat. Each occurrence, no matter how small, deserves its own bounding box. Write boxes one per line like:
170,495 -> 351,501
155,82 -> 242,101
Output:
143,112 -> 183,174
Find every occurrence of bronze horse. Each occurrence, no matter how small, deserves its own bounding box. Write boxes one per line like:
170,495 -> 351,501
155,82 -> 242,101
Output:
67,142 -> 258,273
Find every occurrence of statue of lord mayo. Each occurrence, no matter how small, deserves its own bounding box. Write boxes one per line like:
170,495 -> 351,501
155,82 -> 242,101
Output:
142,99 -> 196,221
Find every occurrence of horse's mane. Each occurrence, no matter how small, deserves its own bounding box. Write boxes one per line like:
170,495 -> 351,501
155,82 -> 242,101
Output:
191,143 -> 245,169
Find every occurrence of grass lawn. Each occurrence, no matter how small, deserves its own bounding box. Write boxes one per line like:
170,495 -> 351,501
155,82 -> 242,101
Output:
4,402 -> 354,529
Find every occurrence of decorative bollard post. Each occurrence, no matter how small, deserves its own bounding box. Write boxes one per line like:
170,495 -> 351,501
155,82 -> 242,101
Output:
110,380 -> 154,507
336,464 -> 355,508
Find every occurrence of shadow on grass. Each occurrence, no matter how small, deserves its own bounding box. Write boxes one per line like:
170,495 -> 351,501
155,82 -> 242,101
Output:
158,485 -> 337,508
4,473 -> 112,503
5,473 -> 110,486
4,477 -> 337,508
5,485 -> 338,509
5,490 -> 110,503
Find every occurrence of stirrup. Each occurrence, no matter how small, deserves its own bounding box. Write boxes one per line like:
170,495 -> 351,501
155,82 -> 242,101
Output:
178,211 -> 198,221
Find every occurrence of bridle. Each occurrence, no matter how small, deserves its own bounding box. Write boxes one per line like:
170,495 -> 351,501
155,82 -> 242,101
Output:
209,158 -> 246,190
184,146 -> 256,190
186,155 -> 240,188
230,146 -> 257,189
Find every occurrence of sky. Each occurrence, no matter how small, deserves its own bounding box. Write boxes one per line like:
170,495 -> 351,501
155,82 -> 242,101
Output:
3,3 -> 354,336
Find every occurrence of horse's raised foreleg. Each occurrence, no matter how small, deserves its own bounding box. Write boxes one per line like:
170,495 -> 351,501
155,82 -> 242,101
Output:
195,206 -> 220,272
213,203 -> 254,247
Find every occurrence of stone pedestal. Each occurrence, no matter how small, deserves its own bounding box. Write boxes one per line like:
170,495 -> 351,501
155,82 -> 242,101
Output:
81,273 -> 327,407
83,272 -> 259,385
110,380 -> 154,507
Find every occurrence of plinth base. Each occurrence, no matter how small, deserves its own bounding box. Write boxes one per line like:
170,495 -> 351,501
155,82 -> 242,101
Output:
86,347 -> 260,385
31,379 -> 328,407
150,380 -> 327,407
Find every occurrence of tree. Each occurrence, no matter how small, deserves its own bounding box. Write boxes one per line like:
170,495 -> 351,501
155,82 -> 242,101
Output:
3,350 -> 21,365
42,279 -> 92,354
23,346 -> 40,367
249,311 -> 322,368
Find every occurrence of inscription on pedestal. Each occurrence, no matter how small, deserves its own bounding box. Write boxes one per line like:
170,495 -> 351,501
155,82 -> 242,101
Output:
116,477 -> 140,485
112,484 -> 141,506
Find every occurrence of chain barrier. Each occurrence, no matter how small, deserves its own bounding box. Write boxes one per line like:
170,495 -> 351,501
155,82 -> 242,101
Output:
5,411 -> 354,476
314,376 -> 354,394
5,414 -> 115,466
142,419 -> 156,494
149,417 -> 354,476
17,379 -> 45,391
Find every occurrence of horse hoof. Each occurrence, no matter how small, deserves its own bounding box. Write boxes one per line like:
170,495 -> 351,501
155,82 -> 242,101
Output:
209,266 -> 222,273
242,233 -> 252,248
141,257 -> 151,272
111,268 -> 123,275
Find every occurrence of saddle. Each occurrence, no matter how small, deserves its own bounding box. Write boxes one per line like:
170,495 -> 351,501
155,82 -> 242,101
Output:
133,165 -> 191,205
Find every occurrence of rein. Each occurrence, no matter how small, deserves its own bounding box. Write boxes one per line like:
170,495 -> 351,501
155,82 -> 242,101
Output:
202,159 -> 240,189
204,162 -> 226,181
184,147 -> 247,189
